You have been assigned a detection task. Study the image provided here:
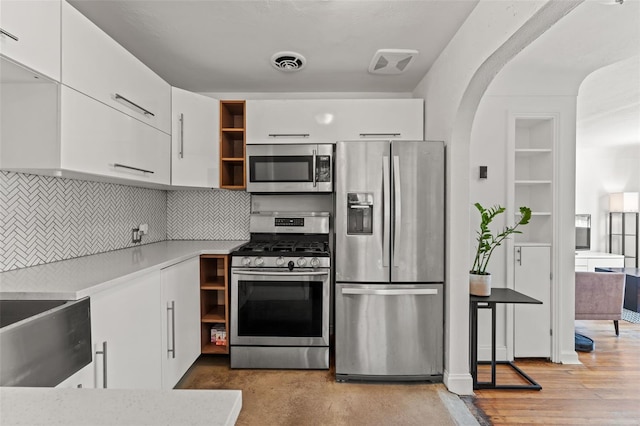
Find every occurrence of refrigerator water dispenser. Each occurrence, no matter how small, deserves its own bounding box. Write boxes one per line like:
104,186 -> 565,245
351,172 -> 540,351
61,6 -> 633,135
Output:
347,193 -> 373,234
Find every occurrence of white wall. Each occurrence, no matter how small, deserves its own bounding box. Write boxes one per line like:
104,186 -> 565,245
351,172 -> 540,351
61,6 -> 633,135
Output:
412,0 -> 582,395
576,144 -> 640,252
470,92 -> 578,362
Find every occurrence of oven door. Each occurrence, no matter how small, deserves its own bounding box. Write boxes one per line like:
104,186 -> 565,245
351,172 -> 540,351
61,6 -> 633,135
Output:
246,144 -> 333,193
231,268 -> 330,346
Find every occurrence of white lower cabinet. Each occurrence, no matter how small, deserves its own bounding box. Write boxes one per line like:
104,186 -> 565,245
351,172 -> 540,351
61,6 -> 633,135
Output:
160,257 -> 201,389
514,245 -> 551,358
90,272 -> 162,389
55,364 -> 93,389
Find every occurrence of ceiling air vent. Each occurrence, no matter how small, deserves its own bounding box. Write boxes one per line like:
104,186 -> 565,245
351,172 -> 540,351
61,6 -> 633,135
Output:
368,49 -> 418,75
271,51 -> 306,72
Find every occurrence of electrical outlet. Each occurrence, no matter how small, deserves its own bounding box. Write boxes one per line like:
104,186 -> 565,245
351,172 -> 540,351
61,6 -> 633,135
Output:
132,228 -> 142,244
139,223 -> 148,234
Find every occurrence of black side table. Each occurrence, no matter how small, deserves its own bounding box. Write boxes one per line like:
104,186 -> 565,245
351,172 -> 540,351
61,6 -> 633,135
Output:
470,288 -> 542,390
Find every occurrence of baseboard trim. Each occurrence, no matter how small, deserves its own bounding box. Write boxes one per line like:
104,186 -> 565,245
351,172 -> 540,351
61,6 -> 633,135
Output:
443,370 -> 474,395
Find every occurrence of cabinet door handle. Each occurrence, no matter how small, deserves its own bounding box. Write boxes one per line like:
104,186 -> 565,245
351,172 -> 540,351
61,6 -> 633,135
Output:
114,93 -> 155,117
268,133 -> 310,138
95,341 -> 108,388
359,133 -> 401,138
167,301 -> 176,359
516,247 -> 522,266
0,28 -> 19,42
178,113 -> 185,159
113,163 -> 155,174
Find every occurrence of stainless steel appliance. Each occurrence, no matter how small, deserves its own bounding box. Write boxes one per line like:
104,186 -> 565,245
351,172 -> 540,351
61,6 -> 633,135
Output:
230,212 -> 330,369
334,140 -> 444,382
245,144 -> 333,193
0,298 -> 92,387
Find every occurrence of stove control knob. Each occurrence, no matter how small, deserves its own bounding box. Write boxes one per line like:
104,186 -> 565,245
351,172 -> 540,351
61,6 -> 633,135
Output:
276,256 -> 285,267
242,257 -> 251,267
288,261 -> 295,271
297,257 -> 307,267
310,257 -> 320,268
255,257 -> 264,267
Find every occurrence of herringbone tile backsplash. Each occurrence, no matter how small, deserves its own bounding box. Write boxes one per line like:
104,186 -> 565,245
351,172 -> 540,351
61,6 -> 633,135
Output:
0,172 -> 251,272
167,190 -> 250,240
0,172 -> 167,272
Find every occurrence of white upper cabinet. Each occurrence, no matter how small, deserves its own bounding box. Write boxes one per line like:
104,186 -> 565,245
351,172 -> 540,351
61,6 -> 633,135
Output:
247,100 -> 340,144
0,0 -> 61,81
336,99 -> 424,141
61,1 -> 170,134
61,86 -> 171,186
246,98 -> 424,144
171,88 -> 220,188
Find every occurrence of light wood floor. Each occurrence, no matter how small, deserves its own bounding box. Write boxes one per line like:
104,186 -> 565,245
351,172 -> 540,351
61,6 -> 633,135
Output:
470,318 -> 640,425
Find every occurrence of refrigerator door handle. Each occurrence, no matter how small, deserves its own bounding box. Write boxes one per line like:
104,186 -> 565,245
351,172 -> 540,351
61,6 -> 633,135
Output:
393,155 -> 401,267
382,156 -> 390,267
341,288 -> 439,296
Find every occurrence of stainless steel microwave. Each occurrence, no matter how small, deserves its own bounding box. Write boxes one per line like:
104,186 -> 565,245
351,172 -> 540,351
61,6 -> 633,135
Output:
246,144 -> 333,193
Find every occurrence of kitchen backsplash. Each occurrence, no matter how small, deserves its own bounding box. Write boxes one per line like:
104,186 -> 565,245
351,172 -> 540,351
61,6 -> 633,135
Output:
1,172 -> 251,273
167,190 -> 250,240
0,172 -> 167,272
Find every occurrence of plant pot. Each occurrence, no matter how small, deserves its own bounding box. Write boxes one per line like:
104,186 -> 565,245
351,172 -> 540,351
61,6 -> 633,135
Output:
469,272 -> 491,296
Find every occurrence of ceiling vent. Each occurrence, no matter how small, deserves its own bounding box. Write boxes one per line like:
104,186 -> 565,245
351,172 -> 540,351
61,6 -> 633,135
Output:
271,51 -> 306,72
368,49 -> 418,75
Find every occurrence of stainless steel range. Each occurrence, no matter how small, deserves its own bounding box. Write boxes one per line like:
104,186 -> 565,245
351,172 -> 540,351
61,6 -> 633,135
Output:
230,211 -> 330,369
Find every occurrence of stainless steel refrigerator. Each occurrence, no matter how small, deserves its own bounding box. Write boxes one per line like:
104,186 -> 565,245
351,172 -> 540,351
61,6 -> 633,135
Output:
334,140 -> 444,382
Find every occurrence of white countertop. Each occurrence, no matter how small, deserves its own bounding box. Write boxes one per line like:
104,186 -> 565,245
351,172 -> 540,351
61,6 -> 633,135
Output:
0,387 -> 242,426
0,240 -> 247,300
575,251 -> 625,259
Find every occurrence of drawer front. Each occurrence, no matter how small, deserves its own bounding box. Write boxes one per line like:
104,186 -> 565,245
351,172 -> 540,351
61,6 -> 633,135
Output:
0,0 -> 61,81
61,86 -> 170,186
61,2 -> 170,134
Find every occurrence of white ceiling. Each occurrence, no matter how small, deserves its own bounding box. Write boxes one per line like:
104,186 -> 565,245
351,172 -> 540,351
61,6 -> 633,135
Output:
67,0 -> 479,93
67,0 -> 639,148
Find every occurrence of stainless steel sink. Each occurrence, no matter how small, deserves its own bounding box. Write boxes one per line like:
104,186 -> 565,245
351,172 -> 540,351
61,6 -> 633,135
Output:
0,298 -> 92,387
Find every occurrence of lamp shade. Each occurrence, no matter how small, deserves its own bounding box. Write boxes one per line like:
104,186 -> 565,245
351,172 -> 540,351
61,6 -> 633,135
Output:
609,192 -> 640,212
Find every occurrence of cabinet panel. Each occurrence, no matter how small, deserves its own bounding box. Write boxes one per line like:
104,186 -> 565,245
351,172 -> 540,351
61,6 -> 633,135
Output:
160,257 -> 201,389
514,245 -> 551,358
334,99 -> 424,141
0,0 -> 61,81
61,1 -> 170,134
246,100 -> 336,144
90,272 -> 162,389
246,99 -> 424,144
61,86 -> 171,186
55,364 -> 93,389
171,88 -> 220,188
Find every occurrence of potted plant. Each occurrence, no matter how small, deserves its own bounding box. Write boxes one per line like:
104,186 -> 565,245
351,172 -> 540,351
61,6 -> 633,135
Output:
470,203 -> 532,296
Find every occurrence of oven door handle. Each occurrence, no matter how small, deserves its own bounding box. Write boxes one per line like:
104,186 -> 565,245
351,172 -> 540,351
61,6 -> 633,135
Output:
342,288 -> 438,296
233,270 -> 329,277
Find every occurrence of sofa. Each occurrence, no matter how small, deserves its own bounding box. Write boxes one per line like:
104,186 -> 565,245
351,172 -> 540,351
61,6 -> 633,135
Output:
575,271 -> 626,336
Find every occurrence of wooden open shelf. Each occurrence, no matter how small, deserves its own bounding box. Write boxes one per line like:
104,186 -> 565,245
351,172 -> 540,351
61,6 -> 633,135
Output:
199,255 -> 229,354
219,100 -> 245,189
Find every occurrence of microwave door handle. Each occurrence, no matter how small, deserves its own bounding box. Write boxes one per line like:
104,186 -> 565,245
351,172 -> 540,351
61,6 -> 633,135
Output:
382,156 -> 390,267
312,149 -> 317,187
